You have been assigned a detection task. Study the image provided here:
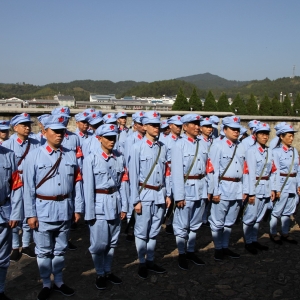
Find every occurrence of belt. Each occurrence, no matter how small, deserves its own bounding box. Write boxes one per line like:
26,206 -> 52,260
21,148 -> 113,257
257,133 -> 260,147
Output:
184,174 -> 205,180
280,173 -> 297,177
139,182 -> 163,191
36,194 -> 69,201
256,176 -> 269,180
95,187 -> 118,194
219,177 -> 241,182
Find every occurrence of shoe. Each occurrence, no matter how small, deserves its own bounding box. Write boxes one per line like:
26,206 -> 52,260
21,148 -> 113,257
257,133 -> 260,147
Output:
186,252 -> 205,265
37,287 -> 52,300
165,224 -> 174,235
269,234 -> 283,245
0,292 -> 12,300
146,261 -> 167,274
138,264 -> 148,279
252,241 -> 269,251
95,276 -> 106,290
21,247 -> 36,258
214,249 -> 223,261
67,241 -> 77,251
10,249 -> 21,262
70,223 -> 77,231
202,221 -> 210,227
245,243 -> 258,255
222,248 -> 240,259
53,284 -> 75,296
178,253 -> 188,270
106,273 -> 122,284
281,235 -> 298,245
126,233 -> 134,242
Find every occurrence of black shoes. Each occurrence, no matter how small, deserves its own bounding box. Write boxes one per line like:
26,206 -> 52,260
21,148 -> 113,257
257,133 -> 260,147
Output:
53,284 -> 75,296
245,243 -> 258,255
138,264 -> 148,279
106,273 -> 122,284
165,224 -> 174,235
214,249 -> 224,261
252,241 -> 269,251
10,249 -> 21,262
95,276 -> 106,290
21,247 -> 36,258
37,287 -> 51,300
67,241 -> 77,251
178,253 -> 188,270
281,235 -> 298,245
0,292 -> 12,300
186,252 -> 205,265
222,248 -> 240,259
146,261 -> 166,274
269,234 -> 283,245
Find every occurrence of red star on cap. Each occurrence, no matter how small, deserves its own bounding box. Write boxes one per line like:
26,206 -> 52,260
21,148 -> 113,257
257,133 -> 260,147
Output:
205,117 -> 209,120
2,121 -> 5,124
263,123 -> 266,127
108,114 -> 111,118
140,112 -> 143,116
110,125 -> 115,130
24,113 -> 28,117
196,116 -> 200,120
92,113 -> 96,118
83,112 -> 88,116
58,117 -> 64,123
90,109 -> 95,112
60,108 -> 65,113
177,116 -> 181,120
290,125 -> 293,128
233,117 -> 238,122
153,112 -> 158,117
254,120 -> 258,124
122,112 -> 125,114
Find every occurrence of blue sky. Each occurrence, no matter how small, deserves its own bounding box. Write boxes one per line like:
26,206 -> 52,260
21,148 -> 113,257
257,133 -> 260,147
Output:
1,0 -> 299,85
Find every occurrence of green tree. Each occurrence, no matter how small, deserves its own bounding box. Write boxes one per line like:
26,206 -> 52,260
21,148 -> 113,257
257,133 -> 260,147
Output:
172,87 -> 190,111
246,94 -> 258,115
203,90 -> 217,111
189,88 -> 202,111
282,93 -> 292,116
217,92 -> 231,112
293,93 -> 300,116
271,94 -> 283,116
231,93 -> 247,115
259,94 -> 272,115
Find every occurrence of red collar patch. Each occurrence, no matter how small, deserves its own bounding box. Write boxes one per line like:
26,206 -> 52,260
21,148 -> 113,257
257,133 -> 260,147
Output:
171,134 -> 177,140
146,139 -> 153,147
79,132 -> 84,137
65,133 -> 69,138
258,146 -> 264,153
226,139 -> 233,147
282,146 -> 288,152
252,135 -> 256,140
187,137 -> 195,143
102,151 -> 109,160
16,137 -> 23,145
46,145 -> 53,154
137,134 -> 142,140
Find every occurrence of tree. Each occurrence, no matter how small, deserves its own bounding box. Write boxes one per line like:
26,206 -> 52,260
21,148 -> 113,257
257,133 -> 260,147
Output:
203,90 -> 217,111
172,87 -> 190,111
189,88 -> 202,111
282,93 -> 292,116
271,94 -> 282,116
246,94 -> 258,115
293,93 -> 300,116
217,92 -> 231,112
259,94 -> 272,115
231,93 -> 247,115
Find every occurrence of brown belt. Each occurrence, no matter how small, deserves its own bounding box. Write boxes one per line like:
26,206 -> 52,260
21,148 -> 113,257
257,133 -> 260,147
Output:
36,194 -> 69,201
95,187 -> 118,194
219,177 -> 241,182
139,182 -> 163,191
280,173 -> 297,177
184,174 -> 205,180
256,176 -> 269,180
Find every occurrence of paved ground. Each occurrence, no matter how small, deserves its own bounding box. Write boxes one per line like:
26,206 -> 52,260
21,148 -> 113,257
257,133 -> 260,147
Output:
6,215 -> 300,300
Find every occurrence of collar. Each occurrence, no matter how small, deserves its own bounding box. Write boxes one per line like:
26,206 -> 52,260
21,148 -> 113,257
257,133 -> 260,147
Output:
146,139 -> 159,148
45,144 -> 63,155
101,151 -> 115,161
225,138 -> 235,148
257,145 -> 266,154
251,135 -> 256,140
185,135 -> 196,144
171,134 -> 178,141
78,131 -> 85,137
282,145 -> 292,152
137,133 -> 143,140
64,133 -> 69,139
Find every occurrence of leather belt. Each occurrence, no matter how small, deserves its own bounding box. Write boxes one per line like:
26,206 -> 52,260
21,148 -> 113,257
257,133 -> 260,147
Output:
95,187 -> 118,194
184,174 -> 205,180
139,182 -> 163,191
280,173 -> 297,177
219,177 -> 241,182
36,194 -> 69,201
256,176 -> 269,180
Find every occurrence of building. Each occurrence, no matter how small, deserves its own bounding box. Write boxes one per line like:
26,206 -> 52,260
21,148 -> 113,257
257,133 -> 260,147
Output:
26,99 -> 59,108
0,97 -> 24,108
54,94 -> 75,107
90,94 -> 116,102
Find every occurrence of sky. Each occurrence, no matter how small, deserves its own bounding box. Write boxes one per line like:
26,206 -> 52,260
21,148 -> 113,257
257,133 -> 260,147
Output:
1,0 -> 299,85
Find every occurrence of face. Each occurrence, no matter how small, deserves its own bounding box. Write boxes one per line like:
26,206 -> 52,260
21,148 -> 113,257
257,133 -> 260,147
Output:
134,122 -> 146,135
14,122 -> 31,139
224,126 -> 240,142
117,117 -> 127,126
255,131 -> 269,146
98,135 -> 116,153
200,125 -> 213,137
144,123 -> 160,138
0,130 -> 9,141
76,120 -> 89,133
280,132 -> 294,147
161,126 -> 171,135
90,121 -> 103,132
44,128 -> 65,149
169,123 -> 182,136
183,121 -> 200,139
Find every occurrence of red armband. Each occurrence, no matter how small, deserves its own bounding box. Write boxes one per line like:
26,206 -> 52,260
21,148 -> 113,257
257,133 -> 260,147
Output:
74,167 -> 83,183
243,161 -> 249,174
11,170 -> 23,190
121,167 -> 129,182
206,158 -> 214,173
165,162 -> 171,177
271,161 -> 277,173
76,146 -> 83,158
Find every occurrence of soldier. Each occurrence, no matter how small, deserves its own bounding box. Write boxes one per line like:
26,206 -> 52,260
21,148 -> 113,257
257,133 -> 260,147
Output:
208,116 -> 246,260
128,111 -> 171,279
0,121 -> 10,145
269,122 -> 287,149
116,112 -> 129,155
209,115 -> 219,139
198,117 -> 213,150
239,126 -> 248,142
103,113 -> 117,125
31,114 -> 50,145
83,124 -> 128,290
0,144 -> 23,300
74,112 -> 93,146
270,124 -> 300,244
2,113 -> 40,262
158,120 -> 170,141
22,115 -> 84,300
171,114 -> 208,270
241,120 -> 260,151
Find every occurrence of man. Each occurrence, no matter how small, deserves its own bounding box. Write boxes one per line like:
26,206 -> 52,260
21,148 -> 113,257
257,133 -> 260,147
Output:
209,115 -> 219,139
0,144 -> 23,300
23,115 -> 84,300
74,112 -> 93,146
116,112 -> 129,155
208,116 -> 246,260
171,114 -> 208,270
83,124 -> 128,290
159,120 -> 170,141
31,114 -> 50,145
2,113 -> 40,261
0,121 -> 10,145
198,117 -> 213,150
241,120 -> 260,151
128,111 -> 171,279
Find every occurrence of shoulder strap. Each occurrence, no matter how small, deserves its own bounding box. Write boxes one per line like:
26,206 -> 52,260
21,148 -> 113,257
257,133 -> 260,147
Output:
184,140 -> 199,183
255,148 -> 269,187
219,143 -> 238,182
139,142 -> 161,194
280,148 -> 295,193
17,139 -> 31,167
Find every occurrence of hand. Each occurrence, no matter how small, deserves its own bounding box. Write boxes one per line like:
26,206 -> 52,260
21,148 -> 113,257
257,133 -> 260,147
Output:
207,194 -> 212,201
134,202 -> 142,214
176,200 -> 186,208
275,191 -> 281,199
248,196 -> 255,205
212,195 -> 220,203
165,196 -> 171,208
73,213 -> 81,223
271,191 -> 276,201
8,220 -> 18,228
120,212 -> 127,220
27,217 -> 39,229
